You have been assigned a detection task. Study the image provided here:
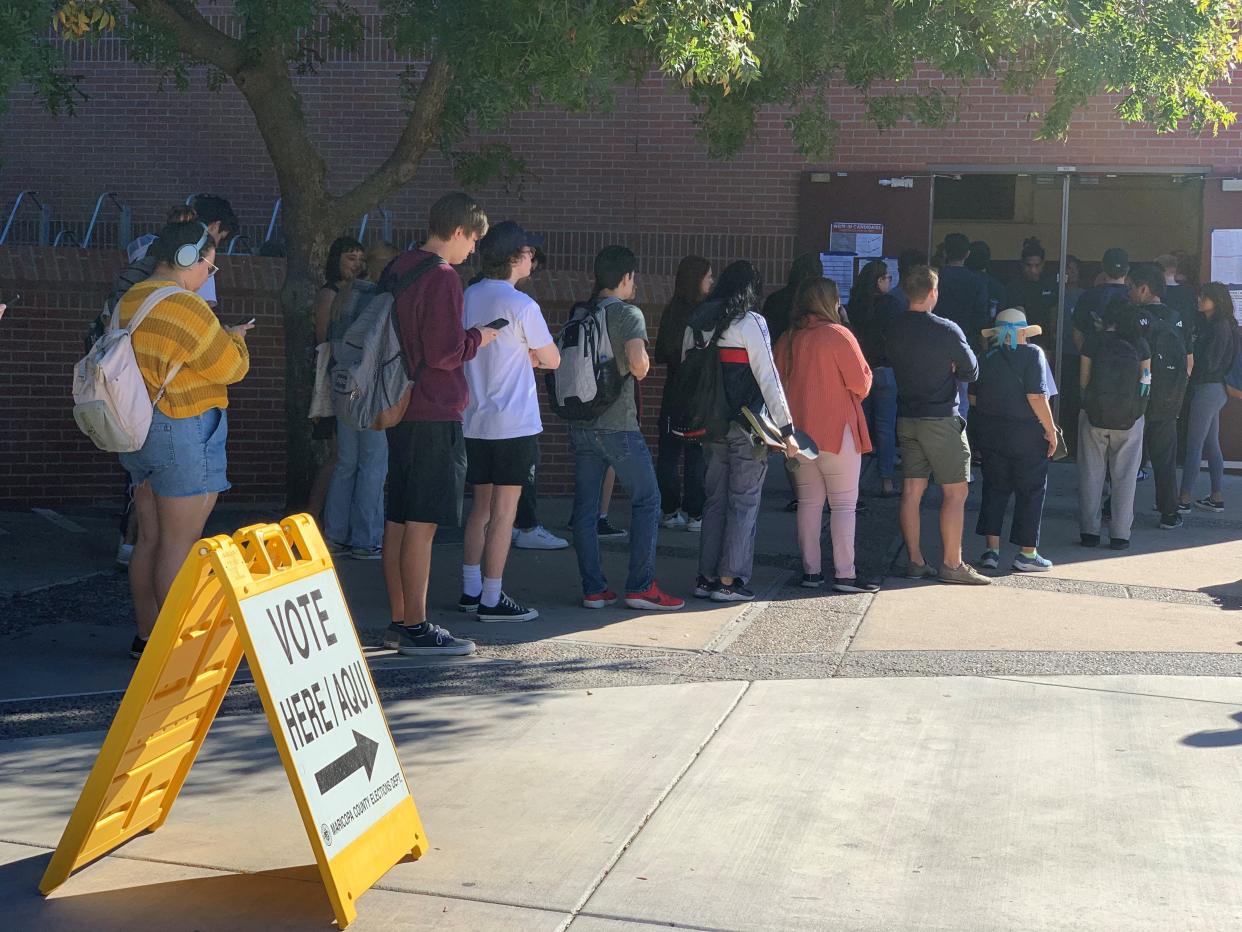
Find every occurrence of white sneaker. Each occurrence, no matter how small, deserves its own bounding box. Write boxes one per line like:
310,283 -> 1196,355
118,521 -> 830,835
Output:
660,511 -> 688,529
685,516 -> 702,532
513,525 -> 569,550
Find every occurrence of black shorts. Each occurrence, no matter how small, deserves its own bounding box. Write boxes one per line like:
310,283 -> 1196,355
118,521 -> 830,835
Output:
465,435 -> 539,487
385,420 -> 467,526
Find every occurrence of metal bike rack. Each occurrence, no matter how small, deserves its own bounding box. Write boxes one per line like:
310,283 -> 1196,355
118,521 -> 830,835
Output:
0,191 -> 52,246
53,230 -> 81,247
226,234 -> 254,255
264,198 -> 283,244
82,192 -> 133,248
357,206 -> 392,244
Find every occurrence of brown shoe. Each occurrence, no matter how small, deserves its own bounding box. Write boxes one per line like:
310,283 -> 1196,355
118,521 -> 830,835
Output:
939,562 -> 992,586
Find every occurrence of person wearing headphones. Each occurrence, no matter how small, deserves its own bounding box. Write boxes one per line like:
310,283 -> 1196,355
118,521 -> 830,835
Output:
115,220 -> 253,660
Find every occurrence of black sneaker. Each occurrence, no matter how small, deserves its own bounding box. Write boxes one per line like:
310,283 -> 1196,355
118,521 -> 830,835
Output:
833,577 -> 881,594
389,622 -> 476,656
711,583 -> 755,602
458,592 -> 481,612
1110,538 -> 1131,551
1196,497 -> 1225,514
800,573 -> 825,589
1159,514 -> 1183,530
597,517 -> 628,540
1176,501 -> 1193,515
693,575 -> 719,598
477,591 -> 539,623
129,635 -> 147,660
1080,533 -> 1101,548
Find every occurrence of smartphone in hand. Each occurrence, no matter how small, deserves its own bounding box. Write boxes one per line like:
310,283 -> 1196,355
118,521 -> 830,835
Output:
487,318 -> 510,330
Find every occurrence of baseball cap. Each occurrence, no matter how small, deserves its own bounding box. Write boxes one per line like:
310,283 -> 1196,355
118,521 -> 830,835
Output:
479,221 -> 544,264
1102,247 -> 1129,277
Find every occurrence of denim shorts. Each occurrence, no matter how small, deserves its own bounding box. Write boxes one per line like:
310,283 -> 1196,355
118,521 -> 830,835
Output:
119,407 -> 230,498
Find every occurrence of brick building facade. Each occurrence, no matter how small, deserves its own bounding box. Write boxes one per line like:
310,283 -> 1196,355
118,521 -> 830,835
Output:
3,15 -> 1242,508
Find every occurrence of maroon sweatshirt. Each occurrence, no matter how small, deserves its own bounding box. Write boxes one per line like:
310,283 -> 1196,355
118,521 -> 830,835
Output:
391,249 -> 482,422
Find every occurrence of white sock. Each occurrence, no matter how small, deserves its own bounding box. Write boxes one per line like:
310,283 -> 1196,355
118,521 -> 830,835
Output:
482,576 -> 502,606
462,564 -> 482,598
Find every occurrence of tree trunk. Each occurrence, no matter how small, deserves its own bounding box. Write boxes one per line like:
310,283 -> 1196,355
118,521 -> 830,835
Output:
279,198 -> 333,512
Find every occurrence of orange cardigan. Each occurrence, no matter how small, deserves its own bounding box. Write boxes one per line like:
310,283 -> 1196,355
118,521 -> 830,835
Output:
774,320 -> 873,455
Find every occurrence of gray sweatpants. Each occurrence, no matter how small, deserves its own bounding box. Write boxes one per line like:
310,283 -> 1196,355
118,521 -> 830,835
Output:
1078,411 -> 1145,539
699,424 -> 769,582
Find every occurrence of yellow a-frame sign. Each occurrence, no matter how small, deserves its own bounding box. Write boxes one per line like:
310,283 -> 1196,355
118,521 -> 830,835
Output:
39,515 -> 426,928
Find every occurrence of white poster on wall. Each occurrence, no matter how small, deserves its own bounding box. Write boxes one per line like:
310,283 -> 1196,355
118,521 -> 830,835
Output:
1209,229 -> 1242,325
829,222 -> 884,257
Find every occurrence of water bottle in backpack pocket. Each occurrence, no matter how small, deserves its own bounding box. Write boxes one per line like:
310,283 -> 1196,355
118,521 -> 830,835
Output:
545,298 -> 627,421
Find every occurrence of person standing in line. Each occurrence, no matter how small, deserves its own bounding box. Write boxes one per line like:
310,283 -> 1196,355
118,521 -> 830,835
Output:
885,266 -> 990,585
889,249 -> 928,314
1127,263 -> 1191,530
776,279 -> 879,593
685,261 -> 798,602
761,253 -> 823,345
459,221 -> 561,621
115,221 -> 252,658
1177,283 -> 1236,513
317,237 -> 376,557
934,232 -> 991,420
654,255 -> 714,530
966,239 -> 1006,323
570,246 -> 684,612
848,259 -> 900,497
1069,248 -> 1132,458
1077,300 -> 1151,549
1004,237 -> 1058,351
381,192 -> 502,656
1063,255 -> 1085,314
970,309 -> 1058,573
1157,253 -> 1198,321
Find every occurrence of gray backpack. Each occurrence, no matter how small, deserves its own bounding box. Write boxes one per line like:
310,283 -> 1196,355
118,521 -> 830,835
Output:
330,254 -> 445,430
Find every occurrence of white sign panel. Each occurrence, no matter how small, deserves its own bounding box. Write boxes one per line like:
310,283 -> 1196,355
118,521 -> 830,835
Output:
241,569 -> 409,855
1210,229 -> 1242,325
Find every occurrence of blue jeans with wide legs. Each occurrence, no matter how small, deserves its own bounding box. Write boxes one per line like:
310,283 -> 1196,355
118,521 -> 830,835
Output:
324,422 -> 388,549
569,428 -> 661,596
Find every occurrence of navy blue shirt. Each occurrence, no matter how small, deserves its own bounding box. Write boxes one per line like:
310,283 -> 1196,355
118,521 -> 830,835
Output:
934,265 -> 990,350
972,344 -> 1048,422
886,310 -> 979,418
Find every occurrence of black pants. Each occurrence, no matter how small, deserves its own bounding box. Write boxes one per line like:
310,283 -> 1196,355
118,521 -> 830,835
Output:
1057,354 -> 1082,455
1145,416 -> 1179,519
656,424 -> 706,518
974,416 -> 1049,548
516,441 -> 540,530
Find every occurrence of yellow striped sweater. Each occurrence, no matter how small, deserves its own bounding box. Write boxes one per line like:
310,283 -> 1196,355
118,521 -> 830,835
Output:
116,278 -> 250,418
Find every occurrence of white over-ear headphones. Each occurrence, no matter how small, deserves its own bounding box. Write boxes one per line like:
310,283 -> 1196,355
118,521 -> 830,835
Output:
174,223 -> 211,269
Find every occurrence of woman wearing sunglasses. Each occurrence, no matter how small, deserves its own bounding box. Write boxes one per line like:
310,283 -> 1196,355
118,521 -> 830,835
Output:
114,220 -> 253,660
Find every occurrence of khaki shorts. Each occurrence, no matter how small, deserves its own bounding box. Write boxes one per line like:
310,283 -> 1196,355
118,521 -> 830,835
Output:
897,416 -> 971,485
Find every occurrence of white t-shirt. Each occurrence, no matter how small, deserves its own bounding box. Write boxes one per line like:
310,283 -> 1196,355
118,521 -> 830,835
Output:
462,278 -> 554,440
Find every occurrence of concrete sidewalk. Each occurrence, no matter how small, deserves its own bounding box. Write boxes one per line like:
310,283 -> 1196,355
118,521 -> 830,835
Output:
3,676 -> 1242,930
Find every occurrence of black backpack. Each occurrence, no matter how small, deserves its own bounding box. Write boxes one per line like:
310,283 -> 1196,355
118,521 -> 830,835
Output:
1084,334 -> 1146,431
1145,317 -> 1190,421
663,326 -> 731,441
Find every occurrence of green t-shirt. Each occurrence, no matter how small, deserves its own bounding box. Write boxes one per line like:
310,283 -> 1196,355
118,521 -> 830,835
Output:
580,297 -> 648,432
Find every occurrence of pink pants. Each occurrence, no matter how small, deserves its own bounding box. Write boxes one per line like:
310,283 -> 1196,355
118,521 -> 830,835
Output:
794,427 -> 861,579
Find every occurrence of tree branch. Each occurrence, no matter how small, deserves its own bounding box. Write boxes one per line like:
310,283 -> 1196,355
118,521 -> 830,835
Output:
128,0 -> 243,74
336,51 -> 453,221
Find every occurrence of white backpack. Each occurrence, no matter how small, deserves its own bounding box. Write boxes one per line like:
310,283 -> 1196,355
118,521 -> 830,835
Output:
72,285 -> 186,453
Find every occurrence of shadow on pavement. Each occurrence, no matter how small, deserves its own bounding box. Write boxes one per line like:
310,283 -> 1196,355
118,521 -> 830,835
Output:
1182,711 -> 1242,748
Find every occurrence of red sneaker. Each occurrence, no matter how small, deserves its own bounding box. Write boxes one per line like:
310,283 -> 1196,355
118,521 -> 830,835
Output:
624,582 -> 685,611
582,589 -> 618,609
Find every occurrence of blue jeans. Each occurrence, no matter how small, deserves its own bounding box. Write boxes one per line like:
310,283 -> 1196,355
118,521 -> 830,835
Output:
569,428 -> 660,595
700,424 -> 769,581
324,422 -> 388,549
862,366 -> 898,479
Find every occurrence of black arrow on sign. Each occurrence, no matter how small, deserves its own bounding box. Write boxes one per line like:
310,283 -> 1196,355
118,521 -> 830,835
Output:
314,730 -> 380,795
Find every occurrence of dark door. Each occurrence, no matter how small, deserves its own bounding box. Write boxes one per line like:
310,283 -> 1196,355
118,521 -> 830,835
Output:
797,171 -> 931,259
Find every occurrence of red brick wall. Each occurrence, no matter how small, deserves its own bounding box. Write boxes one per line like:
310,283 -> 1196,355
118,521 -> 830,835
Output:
0,248 -> 676,507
